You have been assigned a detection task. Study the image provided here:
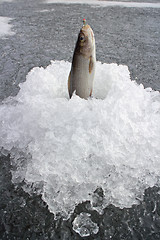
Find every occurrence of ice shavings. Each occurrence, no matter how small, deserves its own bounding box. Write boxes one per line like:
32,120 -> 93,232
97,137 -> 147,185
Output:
0,17 -> 15,37
72,212 -> 99,237
0,60 -> 160,219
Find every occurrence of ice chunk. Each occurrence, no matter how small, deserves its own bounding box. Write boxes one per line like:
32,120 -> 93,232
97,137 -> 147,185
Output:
72,212 -> 99,237
0,60 -> 160,220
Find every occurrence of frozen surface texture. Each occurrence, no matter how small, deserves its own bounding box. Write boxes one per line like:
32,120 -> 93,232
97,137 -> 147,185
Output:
0,17 -> 14,37
0,60 -> 160,219
72,212 -> 99,237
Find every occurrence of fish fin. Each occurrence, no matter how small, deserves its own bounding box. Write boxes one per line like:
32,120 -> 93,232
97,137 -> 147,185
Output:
89,56 -> 93,73
68,71 -> 71,98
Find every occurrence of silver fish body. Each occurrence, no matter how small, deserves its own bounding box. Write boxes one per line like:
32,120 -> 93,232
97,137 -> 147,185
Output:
68,23 -> 96,99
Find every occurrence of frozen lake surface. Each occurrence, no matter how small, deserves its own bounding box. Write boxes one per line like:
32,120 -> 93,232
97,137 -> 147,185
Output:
0,0 -> 160,239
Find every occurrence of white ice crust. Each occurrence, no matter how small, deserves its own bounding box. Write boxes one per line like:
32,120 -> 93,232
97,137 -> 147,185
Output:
45,0 -> 160,9
0,16 -> 14,37
0,0 -> 14,2
0,60 -> 160,219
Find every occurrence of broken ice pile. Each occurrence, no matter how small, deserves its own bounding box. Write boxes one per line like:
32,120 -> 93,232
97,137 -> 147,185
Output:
0,60 -> 160,220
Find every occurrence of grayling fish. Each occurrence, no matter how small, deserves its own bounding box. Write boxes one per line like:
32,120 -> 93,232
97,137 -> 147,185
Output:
68,20 -> 96,99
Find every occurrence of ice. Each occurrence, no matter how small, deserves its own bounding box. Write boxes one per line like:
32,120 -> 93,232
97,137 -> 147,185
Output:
45,0 -> 160,9
0,17 -> 15,37
72,212 -> 99,237
0,60 -> 160,219
37,9 -> 55,13
0,0 -> 14,3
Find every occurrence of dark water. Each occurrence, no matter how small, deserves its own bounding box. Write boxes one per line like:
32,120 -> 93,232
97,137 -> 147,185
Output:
0,0 -> 160,239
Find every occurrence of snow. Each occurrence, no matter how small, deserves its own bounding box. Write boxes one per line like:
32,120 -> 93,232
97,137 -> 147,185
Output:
45,0 -> 160,9
0,17 -> 14,37
0,60 -> 160,220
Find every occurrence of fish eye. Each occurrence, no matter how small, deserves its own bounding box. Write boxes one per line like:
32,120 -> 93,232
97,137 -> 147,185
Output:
80,35 -> 85,42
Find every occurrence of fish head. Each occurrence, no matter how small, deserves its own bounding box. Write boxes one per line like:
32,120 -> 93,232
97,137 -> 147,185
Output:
76,24 -> 95,58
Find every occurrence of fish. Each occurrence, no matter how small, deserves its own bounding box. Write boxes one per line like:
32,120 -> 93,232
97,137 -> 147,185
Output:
68,19 -> 96,99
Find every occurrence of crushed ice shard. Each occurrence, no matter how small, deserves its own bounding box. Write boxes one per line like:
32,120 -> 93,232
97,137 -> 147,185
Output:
72,212 -> 99,237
